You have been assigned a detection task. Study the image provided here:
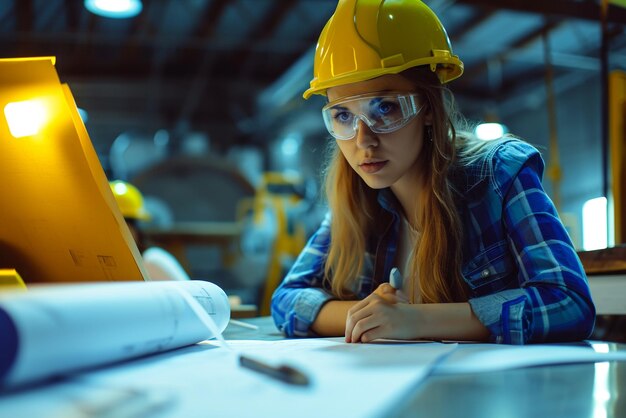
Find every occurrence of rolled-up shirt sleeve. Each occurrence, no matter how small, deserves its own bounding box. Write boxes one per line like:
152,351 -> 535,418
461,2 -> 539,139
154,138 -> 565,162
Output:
469,146 -> 595,343
271,212 -> 335,337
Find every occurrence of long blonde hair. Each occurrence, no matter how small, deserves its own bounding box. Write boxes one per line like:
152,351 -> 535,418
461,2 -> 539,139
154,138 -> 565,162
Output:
323,67 -> 490,303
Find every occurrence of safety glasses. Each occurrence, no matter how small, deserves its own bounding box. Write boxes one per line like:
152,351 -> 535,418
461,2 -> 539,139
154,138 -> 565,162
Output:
321,92 -> 423,140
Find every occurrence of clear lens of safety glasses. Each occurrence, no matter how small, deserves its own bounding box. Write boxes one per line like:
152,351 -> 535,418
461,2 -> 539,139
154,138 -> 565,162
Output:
322,93 -> 422,140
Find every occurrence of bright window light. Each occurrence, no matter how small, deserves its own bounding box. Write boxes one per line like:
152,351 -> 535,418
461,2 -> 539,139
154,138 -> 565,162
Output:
4,99 -> 48,138
78,108 -> 89,123
474,122 -> 507,141
84,0 -> 143,19
582,197 -> 608,251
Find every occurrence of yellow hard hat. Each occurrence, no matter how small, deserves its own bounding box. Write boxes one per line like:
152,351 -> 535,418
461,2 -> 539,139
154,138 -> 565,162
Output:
109,180 -> 151,221
303,0 -> 464,99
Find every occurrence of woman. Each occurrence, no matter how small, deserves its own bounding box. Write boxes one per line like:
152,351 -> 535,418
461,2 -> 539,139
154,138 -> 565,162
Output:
271,0 -> 595,344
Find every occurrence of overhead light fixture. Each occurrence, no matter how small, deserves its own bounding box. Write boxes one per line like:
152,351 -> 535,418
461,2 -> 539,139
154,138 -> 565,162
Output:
474,122 -> 508,141
474,109 -> 508,141
84,0 -> 143,19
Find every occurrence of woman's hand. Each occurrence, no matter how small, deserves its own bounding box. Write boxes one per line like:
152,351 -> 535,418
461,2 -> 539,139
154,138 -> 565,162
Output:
372,283 -> 409,303
345,284 -> 416,343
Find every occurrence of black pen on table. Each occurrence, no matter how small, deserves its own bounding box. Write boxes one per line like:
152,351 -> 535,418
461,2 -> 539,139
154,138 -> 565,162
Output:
239,355 -> 310,386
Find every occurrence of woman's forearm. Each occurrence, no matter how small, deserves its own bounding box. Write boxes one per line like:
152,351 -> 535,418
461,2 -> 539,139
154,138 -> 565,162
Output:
313,299 -> 490,341
343,290 -> 492,343
416,302 -> 490,341
311,300 -> 358,336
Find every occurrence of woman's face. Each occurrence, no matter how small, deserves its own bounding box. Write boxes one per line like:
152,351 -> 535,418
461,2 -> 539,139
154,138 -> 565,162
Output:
326,74 -> 431,190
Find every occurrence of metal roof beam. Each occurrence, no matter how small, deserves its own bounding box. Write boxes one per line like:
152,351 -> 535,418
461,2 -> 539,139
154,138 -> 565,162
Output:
234,0 -> 298,72
456,0 -> 626,24
63,0 -> 80,32
16,0 -> 33,55
460,19 -> 562,83
249,0 -> 297,40
16,0 -> 32,32
194,0 -> 230,39
449,8 -> 497,40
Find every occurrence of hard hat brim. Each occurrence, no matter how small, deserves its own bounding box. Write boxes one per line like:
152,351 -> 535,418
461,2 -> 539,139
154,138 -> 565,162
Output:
303,58 -> 463,100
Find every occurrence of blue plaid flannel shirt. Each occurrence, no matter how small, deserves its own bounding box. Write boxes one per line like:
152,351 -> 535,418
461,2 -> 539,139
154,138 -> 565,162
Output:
271,139 -> 596,344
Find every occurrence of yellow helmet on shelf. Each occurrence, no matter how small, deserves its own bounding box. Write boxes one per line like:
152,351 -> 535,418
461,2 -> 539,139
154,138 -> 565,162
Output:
303,0 -> 464,99
109,180 -> 151,221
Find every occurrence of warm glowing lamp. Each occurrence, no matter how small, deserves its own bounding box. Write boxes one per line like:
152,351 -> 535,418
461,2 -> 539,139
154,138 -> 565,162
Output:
4,99 -> 48,138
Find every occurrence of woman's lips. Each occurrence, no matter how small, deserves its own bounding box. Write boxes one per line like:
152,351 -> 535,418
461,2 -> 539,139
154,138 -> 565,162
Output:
359,160 -> 388,174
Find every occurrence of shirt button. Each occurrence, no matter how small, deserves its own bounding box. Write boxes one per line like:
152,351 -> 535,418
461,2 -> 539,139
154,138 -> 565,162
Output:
481,269 -> 490,277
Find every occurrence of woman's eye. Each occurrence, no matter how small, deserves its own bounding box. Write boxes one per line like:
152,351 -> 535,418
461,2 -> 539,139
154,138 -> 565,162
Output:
333,111 -> 353,124
377,101 -> 398,115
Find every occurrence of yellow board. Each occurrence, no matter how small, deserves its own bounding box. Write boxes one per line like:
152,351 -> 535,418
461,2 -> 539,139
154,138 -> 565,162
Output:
0,57 -> 148,284
0,269 -> 27,290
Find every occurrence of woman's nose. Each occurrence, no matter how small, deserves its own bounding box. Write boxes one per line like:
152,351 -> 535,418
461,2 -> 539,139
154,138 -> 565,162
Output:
354,118 -> 379,149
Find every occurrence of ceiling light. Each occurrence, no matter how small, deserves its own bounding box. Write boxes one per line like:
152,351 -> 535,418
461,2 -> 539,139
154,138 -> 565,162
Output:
474,122 -> 507,141
84,0 -> 143,19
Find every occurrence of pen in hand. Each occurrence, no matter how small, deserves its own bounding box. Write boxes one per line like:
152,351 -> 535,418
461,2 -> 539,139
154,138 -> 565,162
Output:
389,267 -> 402,290
239,355 -> 310,386
389,267 -> 409,303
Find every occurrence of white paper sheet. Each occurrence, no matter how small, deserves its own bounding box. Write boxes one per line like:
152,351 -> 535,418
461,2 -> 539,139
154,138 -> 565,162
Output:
432,342 -> 626,374
0,338 -> 457,418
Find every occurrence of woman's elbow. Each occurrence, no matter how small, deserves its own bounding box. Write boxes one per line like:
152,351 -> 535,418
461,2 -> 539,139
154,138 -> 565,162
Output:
545,293 -> 596,342
571,295 -> 596,340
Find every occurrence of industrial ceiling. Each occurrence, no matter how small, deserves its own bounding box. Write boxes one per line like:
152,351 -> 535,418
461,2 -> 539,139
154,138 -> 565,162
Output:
2,0 -> 626,152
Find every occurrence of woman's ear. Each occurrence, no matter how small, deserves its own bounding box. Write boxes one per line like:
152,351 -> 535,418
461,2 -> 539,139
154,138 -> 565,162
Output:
421,98 -> 434,126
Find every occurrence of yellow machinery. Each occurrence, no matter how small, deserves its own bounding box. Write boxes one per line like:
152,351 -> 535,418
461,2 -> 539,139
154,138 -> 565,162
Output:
252,172 -> 307,315
610,70 -> 626,244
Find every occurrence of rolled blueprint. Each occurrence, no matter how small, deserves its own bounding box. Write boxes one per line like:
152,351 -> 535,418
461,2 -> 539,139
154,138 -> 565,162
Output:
0,280 -> 230,389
